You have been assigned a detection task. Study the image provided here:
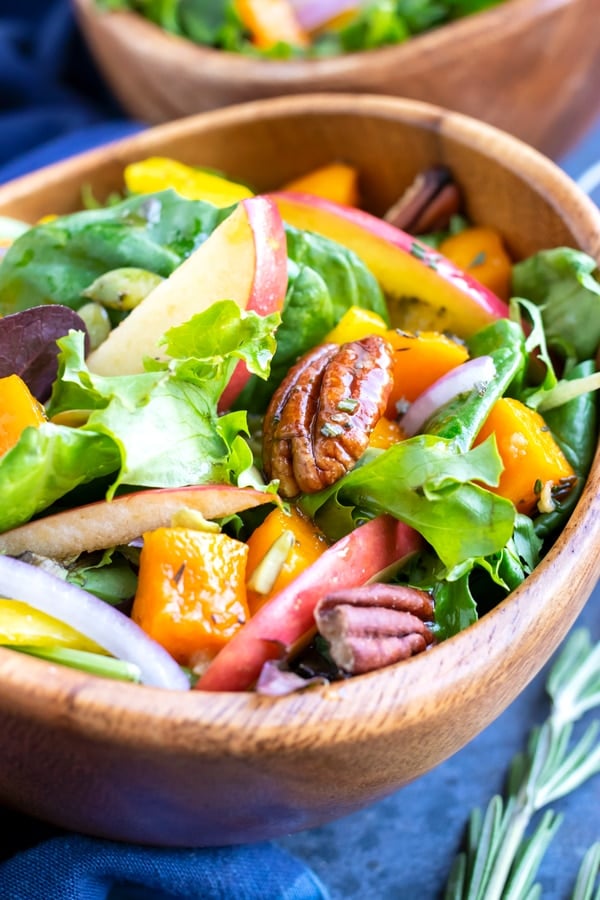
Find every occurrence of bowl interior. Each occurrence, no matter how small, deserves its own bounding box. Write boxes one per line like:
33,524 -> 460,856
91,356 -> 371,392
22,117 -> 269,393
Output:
4,92 -> 600,258
0,94 -> 599,845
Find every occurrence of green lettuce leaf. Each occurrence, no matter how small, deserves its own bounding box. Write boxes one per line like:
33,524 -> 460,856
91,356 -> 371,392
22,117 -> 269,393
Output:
66,551 -> 138,605
432,575 -> 478,639
430,512 -> 541,639
512,247 -> 600,362
48,302 -> 277,495
509,296 -> 600,412
0,424 -> 120,532
0,190 -> 230,315
301,435 -> 515,570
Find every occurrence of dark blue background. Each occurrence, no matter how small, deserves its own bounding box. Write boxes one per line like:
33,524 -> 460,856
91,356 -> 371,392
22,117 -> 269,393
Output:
0,2 -> 598,897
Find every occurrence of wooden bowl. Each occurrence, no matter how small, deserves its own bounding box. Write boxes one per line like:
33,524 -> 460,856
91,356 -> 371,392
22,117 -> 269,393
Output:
71,0 -> 600,159
0,94 -> 599,847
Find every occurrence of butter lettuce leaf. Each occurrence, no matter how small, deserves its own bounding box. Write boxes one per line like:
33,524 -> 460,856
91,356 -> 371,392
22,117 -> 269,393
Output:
1,302 -> 278,530
47,302 -> 278,495
0,424 -> 120,533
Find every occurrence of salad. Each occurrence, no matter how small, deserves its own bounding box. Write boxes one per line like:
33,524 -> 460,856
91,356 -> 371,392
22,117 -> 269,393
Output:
0,156 -> 599,694
96,0 -> 507,59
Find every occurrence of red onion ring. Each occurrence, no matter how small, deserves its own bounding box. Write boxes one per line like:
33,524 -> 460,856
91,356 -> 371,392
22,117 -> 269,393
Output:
400,355 -> 496,437
0,555 -> 190,690
290,0 -> 360,31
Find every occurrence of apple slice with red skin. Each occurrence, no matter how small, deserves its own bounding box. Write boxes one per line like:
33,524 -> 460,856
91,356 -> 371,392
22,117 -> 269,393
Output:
0,485 -> 276,560
196,515 -> 423,693
217,196 -> 289,411
270,191 -> 509,337
86,197 -> 288,408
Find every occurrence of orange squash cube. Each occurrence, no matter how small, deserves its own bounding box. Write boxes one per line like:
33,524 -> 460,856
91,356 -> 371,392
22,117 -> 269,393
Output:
235,0 -> 309,49
384,329 -> 469,418
439,226 -> 512,301
369,415 -> 406,449
281,163 -> 360,208
132,528 -> 249,666
0,374 -> 46,457
474,397 -> 576,515
245,506 -> 328,614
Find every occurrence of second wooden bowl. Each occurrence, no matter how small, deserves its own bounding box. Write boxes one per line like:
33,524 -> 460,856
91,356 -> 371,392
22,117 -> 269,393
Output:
72,0 -> 600,158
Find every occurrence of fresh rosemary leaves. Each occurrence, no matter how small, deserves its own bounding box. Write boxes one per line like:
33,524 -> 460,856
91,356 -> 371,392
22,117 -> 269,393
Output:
444,629 -> 600,900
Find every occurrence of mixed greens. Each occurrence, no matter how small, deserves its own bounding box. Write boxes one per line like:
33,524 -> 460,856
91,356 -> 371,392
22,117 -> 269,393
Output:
95,0 -> 506,59
0,157 -> 598,693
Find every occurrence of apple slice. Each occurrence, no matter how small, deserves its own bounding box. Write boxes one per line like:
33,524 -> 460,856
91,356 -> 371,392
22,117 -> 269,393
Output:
0,485 -> 276,559
217,197 -> 289,411
196,515 -> 423,692
270,191 -> 509,337
86,197 -> 288,402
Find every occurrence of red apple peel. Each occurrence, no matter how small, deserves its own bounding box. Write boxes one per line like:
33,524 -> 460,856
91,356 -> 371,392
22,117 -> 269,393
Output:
218,196 -> 288,411
270,191 -> 509,337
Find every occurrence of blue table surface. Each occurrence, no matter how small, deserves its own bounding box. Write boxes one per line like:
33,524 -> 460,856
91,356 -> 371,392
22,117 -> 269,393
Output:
1,5 -> 599,893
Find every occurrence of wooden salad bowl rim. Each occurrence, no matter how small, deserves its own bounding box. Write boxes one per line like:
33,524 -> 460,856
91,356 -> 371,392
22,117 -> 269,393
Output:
0,92 -> 599,766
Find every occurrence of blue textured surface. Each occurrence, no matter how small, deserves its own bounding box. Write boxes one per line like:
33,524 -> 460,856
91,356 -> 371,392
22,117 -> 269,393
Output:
0,3 -> 598,897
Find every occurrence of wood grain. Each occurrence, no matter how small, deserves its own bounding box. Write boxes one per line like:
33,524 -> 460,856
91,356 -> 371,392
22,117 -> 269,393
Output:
0,94 -> 598,845
71,0 -> 600,158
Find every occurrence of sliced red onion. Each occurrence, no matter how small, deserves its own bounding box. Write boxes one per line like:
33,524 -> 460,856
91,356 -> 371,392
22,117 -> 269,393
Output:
290,0 -> 360,31
256,660 -> 328,696
400,355 -> 496,437
0,555 -> 190,691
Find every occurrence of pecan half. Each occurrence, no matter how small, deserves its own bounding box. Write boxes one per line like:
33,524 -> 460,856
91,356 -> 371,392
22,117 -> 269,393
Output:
384,166 -> 461,234
314,583 -> 435,675
263,335 -> 394,498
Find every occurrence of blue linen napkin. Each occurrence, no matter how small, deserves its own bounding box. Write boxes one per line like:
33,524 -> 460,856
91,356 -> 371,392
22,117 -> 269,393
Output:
0,832 -> 329,900
0,0 -> 138,177
0,3 -> 598,899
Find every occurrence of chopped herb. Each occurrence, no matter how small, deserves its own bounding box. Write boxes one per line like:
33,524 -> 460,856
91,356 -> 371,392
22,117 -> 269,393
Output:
172,563 -> 186,586
410,242 -> 428,260
469,250 -> 487,267
337,398 -> 359,413
321,422 -> 345,438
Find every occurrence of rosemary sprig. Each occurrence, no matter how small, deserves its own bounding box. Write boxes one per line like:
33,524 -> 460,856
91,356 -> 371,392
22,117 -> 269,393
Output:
572,843 -> 600,900
444,629 -> 600,900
